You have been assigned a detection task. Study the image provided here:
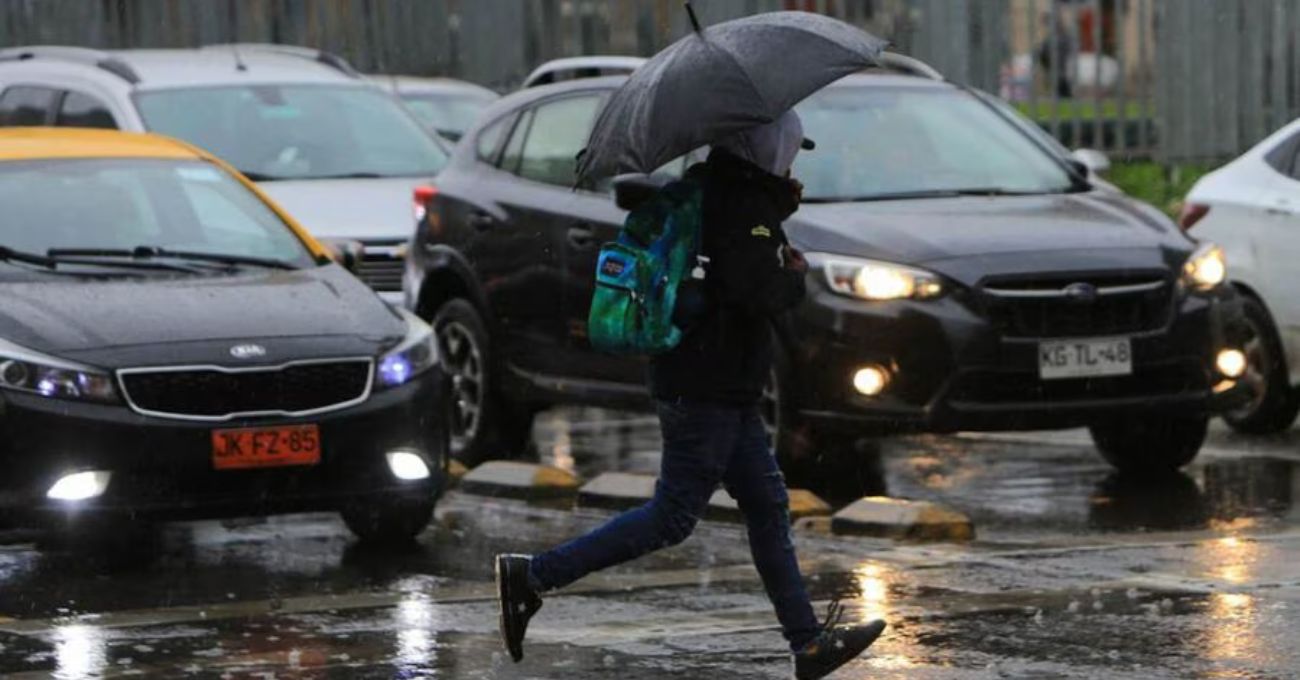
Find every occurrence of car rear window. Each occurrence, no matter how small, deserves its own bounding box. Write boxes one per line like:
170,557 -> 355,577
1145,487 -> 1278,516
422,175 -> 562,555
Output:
136,85 -> 448,181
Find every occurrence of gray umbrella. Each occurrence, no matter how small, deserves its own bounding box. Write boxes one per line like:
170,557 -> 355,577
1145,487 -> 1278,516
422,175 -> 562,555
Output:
575,10 -> 887,187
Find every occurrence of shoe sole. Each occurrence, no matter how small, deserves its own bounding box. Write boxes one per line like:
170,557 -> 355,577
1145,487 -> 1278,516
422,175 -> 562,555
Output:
496,555 -> 527,663
794,619 -> 887,680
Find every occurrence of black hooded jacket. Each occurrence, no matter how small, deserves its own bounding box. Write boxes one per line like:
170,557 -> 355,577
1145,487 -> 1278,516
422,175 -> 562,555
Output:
648,149 -> 806,404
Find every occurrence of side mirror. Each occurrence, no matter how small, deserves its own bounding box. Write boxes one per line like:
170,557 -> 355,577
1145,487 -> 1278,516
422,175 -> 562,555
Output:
1070,148 -> 1112,176
613,173 -> 673,211
321,239 -> 364,273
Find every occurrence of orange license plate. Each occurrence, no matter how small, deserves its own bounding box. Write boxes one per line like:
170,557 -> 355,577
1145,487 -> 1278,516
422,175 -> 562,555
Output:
211,424 -> 321,470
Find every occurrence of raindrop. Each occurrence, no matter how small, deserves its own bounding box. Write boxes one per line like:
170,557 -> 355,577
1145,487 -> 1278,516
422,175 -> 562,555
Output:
1067,600 -> 1081,614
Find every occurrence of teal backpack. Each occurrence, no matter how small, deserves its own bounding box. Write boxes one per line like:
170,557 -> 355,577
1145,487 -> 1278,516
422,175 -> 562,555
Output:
587,178 -> 703,355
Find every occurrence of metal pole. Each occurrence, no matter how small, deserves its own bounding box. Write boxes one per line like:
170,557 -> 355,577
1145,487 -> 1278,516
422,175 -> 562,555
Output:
1049,0 -> 1061,142
1115,0 -> 1127,157
1028,0 -> 1039,138
1090,0 -> 1103,152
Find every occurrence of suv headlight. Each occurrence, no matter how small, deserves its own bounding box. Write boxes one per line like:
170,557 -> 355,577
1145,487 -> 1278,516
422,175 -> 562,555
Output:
1182,242 -> 1227,291
0,338 -> 117,403
376,310 -> 440,389
808,252 -> 946,301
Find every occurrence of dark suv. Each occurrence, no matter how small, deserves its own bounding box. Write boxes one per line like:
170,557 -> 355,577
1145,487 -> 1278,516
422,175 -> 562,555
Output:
405,68 -> 1252,479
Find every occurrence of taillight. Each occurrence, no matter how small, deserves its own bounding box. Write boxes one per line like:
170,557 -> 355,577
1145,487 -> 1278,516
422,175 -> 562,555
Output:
1179,202 -> 1210,231
413,185 -> 438,222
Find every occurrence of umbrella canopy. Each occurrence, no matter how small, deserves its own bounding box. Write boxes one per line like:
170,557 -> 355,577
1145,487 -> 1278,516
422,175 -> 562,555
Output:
575,11 -> 887,187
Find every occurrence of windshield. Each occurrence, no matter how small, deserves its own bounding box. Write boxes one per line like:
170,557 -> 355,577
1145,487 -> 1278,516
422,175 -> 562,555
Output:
793,85 -> 1075,201
401,92 -> 496,136
0,158 -> 316,269
136,85 -> 449,181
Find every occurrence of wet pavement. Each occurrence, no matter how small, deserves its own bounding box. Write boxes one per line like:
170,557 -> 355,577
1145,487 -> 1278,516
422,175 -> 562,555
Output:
2,410 -> 1298,678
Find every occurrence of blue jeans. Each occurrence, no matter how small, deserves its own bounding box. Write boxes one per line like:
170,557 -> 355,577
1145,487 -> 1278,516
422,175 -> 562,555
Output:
529,400 -> 821,651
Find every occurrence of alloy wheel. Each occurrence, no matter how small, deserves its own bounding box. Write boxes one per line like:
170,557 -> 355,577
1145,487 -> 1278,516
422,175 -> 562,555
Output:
1228,315 -> 1270,421
437,320 -> 485,451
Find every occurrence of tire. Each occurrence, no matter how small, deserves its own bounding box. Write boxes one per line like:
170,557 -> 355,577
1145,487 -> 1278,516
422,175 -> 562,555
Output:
1089,414 -> 1208,477
1222,296 -> 1300,434
340,497 -> 434,545
430,299 -> 535,465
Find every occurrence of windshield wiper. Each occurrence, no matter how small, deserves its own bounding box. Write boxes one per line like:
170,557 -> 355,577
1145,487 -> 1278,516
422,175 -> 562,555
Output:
807,188 -> 1065,203
1,245 -> 201,273
0,245 -> 58,269
238,171 -> 292,182
48,247 -> 299,271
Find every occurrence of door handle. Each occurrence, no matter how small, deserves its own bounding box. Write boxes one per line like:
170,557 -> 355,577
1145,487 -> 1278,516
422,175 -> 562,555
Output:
466,210 -> 494,231
567,226 -> 597,249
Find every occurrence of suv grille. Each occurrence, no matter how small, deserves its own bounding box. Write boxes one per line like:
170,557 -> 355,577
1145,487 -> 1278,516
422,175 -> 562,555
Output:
355,243 -> 405,293
119,360 -> 372,420
980,274 -> 1172,338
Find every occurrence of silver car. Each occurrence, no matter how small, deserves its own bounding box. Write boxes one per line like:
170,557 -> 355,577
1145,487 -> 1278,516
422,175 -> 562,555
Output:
0,44 -> 451,303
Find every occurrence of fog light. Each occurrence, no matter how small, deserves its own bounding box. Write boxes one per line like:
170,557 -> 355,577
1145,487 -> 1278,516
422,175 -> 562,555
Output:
46,471 -> 111,502
387,451 -> 430,481
852,366 -> 889,396
1216,348 -> 1247,379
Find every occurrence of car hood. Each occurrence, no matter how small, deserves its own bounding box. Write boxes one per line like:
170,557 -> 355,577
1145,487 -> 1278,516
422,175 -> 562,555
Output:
789,192 -> 1183,285
256,177 -> 431,241
0,266 -> 406,367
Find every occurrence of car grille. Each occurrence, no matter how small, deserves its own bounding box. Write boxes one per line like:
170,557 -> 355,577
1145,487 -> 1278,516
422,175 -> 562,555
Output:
979,274 -> 1172,338
355,243 -> 405,293
119,360 -> 372,420
949,363 -> 1205,405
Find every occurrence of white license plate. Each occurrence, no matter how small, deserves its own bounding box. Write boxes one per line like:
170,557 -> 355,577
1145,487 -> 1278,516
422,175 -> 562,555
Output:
1038,337 -> 1133,380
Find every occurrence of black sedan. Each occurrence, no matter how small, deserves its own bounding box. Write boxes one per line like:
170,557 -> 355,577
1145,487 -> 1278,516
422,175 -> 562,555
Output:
0,129 -> 449,547
404,66 -> 1251,479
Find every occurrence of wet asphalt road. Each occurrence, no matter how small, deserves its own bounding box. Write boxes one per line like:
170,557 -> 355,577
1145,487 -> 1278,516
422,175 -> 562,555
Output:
1,410 -> 1298,679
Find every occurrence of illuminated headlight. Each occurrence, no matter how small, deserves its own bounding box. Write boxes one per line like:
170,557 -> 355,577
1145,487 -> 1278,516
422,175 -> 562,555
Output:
386,450 -> 431,481
47,471 -> 112,501
809,253 -> 945,301
376,310 -> 439,389
1182,242 -> 1227,291
0,338 -> 117,403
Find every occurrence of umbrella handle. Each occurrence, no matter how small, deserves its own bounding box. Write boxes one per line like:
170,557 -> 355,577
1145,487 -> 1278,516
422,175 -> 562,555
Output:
684,2 -> 703,33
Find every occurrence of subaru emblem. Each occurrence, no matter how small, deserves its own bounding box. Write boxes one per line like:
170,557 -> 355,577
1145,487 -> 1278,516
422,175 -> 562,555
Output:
1062,282 -> 1098,304
229,344 -> 267,360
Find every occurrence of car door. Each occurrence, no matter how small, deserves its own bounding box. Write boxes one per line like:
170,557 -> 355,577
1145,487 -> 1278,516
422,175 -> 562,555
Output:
463,92 -> 604,379
1255,133 -> 1300,358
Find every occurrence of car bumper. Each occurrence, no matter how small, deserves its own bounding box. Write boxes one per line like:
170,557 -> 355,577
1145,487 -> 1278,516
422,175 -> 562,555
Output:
788,285 -> 1253,436
0,368 -> 450,527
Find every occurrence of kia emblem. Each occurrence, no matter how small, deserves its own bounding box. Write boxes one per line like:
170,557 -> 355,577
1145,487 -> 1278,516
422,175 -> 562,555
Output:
229,344 -> 267,360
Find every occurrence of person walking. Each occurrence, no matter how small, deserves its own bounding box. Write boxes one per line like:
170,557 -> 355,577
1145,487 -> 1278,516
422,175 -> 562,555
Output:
496,111 -> 887,680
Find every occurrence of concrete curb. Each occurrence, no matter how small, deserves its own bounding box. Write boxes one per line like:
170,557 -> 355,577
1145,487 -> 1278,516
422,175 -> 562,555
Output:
831,496 -> 975,542
457,461 -> 581,503
577,472 -> 833,524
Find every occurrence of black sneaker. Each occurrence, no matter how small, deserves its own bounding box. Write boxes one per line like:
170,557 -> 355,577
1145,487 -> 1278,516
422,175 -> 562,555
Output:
793,601 -> 886,680
495,554 -> 543,662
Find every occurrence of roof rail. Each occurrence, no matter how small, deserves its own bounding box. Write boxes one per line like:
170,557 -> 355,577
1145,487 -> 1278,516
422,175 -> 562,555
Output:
0,45 -> 141,84
201,43 -> 361,79
873,53 -> 944,81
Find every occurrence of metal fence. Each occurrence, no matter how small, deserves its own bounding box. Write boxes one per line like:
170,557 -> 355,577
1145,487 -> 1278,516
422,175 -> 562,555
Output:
2,0 -> 1298,163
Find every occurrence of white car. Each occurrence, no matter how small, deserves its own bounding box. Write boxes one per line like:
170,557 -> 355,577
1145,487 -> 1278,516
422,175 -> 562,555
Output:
0,44 -> 452,304
1184,119 -> 1300,433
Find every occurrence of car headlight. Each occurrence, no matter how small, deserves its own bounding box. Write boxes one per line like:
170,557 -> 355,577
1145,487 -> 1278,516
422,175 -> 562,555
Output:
808,253 -> 946,301
1182,242 -> 1227,291
0,338 -> 117,403
376,310 -> 440,389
